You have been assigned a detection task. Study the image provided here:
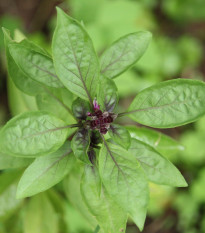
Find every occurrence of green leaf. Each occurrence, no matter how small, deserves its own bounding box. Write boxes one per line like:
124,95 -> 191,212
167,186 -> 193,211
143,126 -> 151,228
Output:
36,87 -> 76,124
129,138 -> 187,187
72,97 -> 91,120
0,152 -> 32,170
0,111 -> 70,157
0,171 -> 23,220
3,28 -> 42,96
98,76 -> 119,112
108,124 -> 131,149
63,165 -> 97,227
17,141 -> 75,198
71,128 -> 91,164
127,79 -> 205,128
8,39 -> 63,88
23,193 -> 59,233
100,31 -> 152,79
99,140 -> 149,231
52,8 -> 99,104
126,126 -> 184,157
81,165 -> 127,233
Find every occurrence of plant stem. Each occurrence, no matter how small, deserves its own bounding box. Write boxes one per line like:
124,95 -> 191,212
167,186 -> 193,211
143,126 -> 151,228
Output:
94,225 -> 100,233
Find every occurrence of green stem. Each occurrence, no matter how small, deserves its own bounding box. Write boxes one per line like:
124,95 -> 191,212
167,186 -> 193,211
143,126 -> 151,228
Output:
94,225 -> 100,233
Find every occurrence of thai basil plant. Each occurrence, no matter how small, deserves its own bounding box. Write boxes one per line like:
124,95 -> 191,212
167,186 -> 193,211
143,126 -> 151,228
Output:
1,7 -> 205,232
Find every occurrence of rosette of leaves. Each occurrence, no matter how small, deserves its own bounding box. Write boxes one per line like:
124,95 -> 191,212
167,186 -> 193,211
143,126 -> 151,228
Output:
1,8 -> 205,233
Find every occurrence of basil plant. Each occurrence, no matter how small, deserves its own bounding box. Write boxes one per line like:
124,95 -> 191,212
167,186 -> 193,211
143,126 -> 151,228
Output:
2,8 -> 205,232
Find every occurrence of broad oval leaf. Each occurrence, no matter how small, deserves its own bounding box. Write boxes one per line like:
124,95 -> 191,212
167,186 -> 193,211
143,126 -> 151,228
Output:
3,28 -> 42,96
81,165 -> 127,233
72,97 -> 91,120
0,111 -> 70,157
71,128 -> 91,164
99,141 -> 149,231
98,76 -> 119,112
52,8 -> 100,104
17,141 -> 75,198
129,138 -> 187,187
127,79 -> 205,128
8,39 -> 63,88
108,124 -> 131,149
100,31 -> 152,79
126,126 -> 184,157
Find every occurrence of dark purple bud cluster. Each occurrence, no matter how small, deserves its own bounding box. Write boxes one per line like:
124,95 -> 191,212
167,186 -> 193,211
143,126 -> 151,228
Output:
86,99 -> 116,134
87,110 -> 114,134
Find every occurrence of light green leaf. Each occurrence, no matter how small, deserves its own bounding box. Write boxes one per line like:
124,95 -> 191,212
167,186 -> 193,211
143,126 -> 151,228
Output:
23,193 -> 59,233
0,152 -> 32,170
0,171 -> 23,220
3,28 -> 42,96
127,79 -> 205,128
108,124 -> 131,149
100,31 -> 152,79
52,8 -> 99,104
17,141 -> 75,198
98,76 -> 119,112
81,165 -> 127,233
99,141 -> 149,231
71,128 -> 91,164
8,39 -> 63,89
129,138 -> 187,187
126,126 -> 184,157
0,111 -> 70,157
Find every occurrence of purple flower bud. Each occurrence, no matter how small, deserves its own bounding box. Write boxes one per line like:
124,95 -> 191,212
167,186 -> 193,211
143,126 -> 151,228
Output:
93,98 -> 100,110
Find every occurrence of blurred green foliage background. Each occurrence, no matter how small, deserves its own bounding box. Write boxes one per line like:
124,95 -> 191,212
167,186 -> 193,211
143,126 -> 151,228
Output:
0,0 -> 205,232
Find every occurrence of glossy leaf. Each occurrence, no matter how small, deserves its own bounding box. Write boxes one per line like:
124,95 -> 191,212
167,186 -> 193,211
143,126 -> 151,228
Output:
81,165 -> 127,233
98,76 -> 119,112
108,124 -> 131,149
129,138 -> 187,187
72,97 -> 91,120
52,8 -> 99,104
126,126 -> 184,157
71,128 -> 91,164
127,79 -> 205,128
3,28 -> 42,96
0,152 -> 32,170
8,39 -> 63,88
17,141 -> 75,198
100,31 -> 152,79
99,141 -> 149,231
0,111 -> 70,157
